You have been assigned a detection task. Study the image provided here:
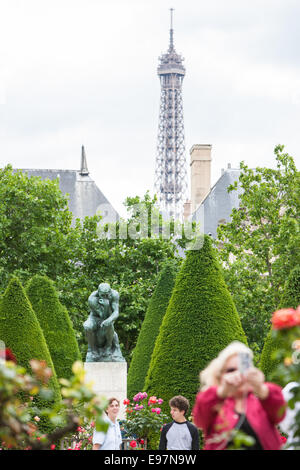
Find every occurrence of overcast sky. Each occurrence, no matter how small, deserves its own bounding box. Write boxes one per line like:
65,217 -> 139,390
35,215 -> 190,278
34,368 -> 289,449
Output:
1,0 -> 299,218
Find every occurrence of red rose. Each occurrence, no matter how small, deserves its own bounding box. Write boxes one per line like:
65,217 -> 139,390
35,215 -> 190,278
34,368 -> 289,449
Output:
280,435 -> 287,444
123,398 -> 130,405
129,440 -> 137,448
139,439 -> 145,445
272,308 -> 300,330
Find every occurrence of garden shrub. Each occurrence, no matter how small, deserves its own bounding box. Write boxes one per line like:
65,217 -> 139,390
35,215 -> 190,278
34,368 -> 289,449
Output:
144,235 -> 247,417
260,266 -> 300,383
26,275 -> 81,380
280,266 -> 300,309
127,259 -> 180,398
0,277 -> 61,430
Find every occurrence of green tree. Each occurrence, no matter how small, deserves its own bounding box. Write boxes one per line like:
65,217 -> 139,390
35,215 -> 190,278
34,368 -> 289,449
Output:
144,235 -> 247,416
280,266 -> 300,309
217,145 -> 300,353
260,266 -> 300,382
57,193 -> 183,362
127,259 -> 180,398
26,275 -> 81,380
0,277 -> 61,429
0,165 -> 73,287
0,166 -> 197,364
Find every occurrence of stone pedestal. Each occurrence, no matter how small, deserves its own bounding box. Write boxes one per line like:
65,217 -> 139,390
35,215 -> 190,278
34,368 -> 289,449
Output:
84,362 -> 127,419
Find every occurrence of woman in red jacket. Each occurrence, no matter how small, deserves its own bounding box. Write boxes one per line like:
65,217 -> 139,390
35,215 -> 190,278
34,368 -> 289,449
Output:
192,342 -> 286,450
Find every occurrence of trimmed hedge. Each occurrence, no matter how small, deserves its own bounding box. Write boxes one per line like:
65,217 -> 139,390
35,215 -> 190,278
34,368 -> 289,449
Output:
0,277 -> 61,429
259,329 -> 285,385
260,266 -> 300,383
280,266 -> 300,309
26,275 -> 81,380
127,259 -> 180,398
144,235 -> 247,416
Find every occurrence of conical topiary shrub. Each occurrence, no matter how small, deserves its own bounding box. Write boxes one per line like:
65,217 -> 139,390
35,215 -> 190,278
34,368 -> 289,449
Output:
144,235 -> 247,416
127,259 -> 180,398
26,275 -> 81,380
280,266 -> 300,310
0,277 -> 61,429
260,266 -> 300,383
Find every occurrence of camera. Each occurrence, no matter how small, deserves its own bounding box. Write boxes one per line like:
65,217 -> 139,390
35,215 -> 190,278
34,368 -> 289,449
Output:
238,352 -> 253,375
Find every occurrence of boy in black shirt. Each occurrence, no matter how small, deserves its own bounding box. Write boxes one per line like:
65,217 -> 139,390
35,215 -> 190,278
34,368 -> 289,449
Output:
159,395 -> 199,450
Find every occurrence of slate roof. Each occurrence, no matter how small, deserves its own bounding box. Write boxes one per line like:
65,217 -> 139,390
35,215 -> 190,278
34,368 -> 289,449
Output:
18,148 -> 119,224
192,168 -> 243,238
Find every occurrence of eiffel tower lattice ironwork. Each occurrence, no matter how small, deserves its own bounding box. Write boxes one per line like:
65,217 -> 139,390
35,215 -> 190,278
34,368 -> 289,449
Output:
154,9 -> 188,221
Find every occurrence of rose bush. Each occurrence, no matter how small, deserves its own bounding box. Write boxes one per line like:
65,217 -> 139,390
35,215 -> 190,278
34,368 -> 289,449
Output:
123,392 -> 168,448
270,306 -> 300,449
0,358 -> 108,450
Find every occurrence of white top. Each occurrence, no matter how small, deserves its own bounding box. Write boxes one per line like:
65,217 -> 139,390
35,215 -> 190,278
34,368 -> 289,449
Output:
92,415 -> 122,450
280,382 -> 300,450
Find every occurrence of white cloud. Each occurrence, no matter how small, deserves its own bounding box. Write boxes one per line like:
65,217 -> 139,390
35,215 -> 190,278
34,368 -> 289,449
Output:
0,0 -> 299,218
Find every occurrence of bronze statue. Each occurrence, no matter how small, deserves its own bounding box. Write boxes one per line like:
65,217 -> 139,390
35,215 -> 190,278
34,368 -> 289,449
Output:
84,283 -> 125,362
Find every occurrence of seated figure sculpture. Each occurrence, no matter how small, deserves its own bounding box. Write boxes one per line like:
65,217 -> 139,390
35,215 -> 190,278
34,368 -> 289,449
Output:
84,282 -> 125,362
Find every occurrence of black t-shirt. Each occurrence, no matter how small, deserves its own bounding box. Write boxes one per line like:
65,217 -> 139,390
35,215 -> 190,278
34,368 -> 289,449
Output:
233,413 -> 263,450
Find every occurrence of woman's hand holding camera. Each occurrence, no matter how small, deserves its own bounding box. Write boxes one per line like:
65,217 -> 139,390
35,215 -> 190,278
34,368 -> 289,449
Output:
217,370 -> 243,398
217,367 -> 269,400
244,368 -> 269,399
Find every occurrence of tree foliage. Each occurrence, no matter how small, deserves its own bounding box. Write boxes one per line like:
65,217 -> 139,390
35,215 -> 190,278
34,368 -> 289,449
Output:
144,235 -> 247,416
127,259 -> 180,398
217,145 -> 300,353
26,275 -> 81,380
0,277 -> 61,430
0,166 -> 181,363
56,193 -> 182,362
0,165 -> 73,286
0,164 -> 196,363
260,266 -> 300,382
280,266 -> 300,309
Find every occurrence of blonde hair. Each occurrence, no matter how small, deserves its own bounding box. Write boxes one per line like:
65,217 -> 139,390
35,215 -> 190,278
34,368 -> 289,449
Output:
200,341 -> 253,390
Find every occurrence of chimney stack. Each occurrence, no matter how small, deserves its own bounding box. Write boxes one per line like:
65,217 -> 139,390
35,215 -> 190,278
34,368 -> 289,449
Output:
190,144 -> 212,213
183,200 -> 192,221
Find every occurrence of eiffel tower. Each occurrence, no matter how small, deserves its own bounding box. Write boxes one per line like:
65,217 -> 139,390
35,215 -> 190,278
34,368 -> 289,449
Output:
154,9 -> 188,221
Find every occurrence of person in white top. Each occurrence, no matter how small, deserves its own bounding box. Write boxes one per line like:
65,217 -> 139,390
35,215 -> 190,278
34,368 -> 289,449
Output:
280,382 -> 300,450
92,397 -> 122,450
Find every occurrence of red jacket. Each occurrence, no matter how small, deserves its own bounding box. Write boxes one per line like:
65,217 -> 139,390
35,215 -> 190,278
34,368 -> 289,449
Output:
192,383 -> 286,450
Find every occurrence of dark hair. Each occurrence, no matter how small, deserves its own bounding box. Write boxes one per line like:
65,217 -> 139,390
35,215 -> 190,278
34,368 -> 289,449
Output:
105,397 -> 120,414
169,395 -> 190,416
